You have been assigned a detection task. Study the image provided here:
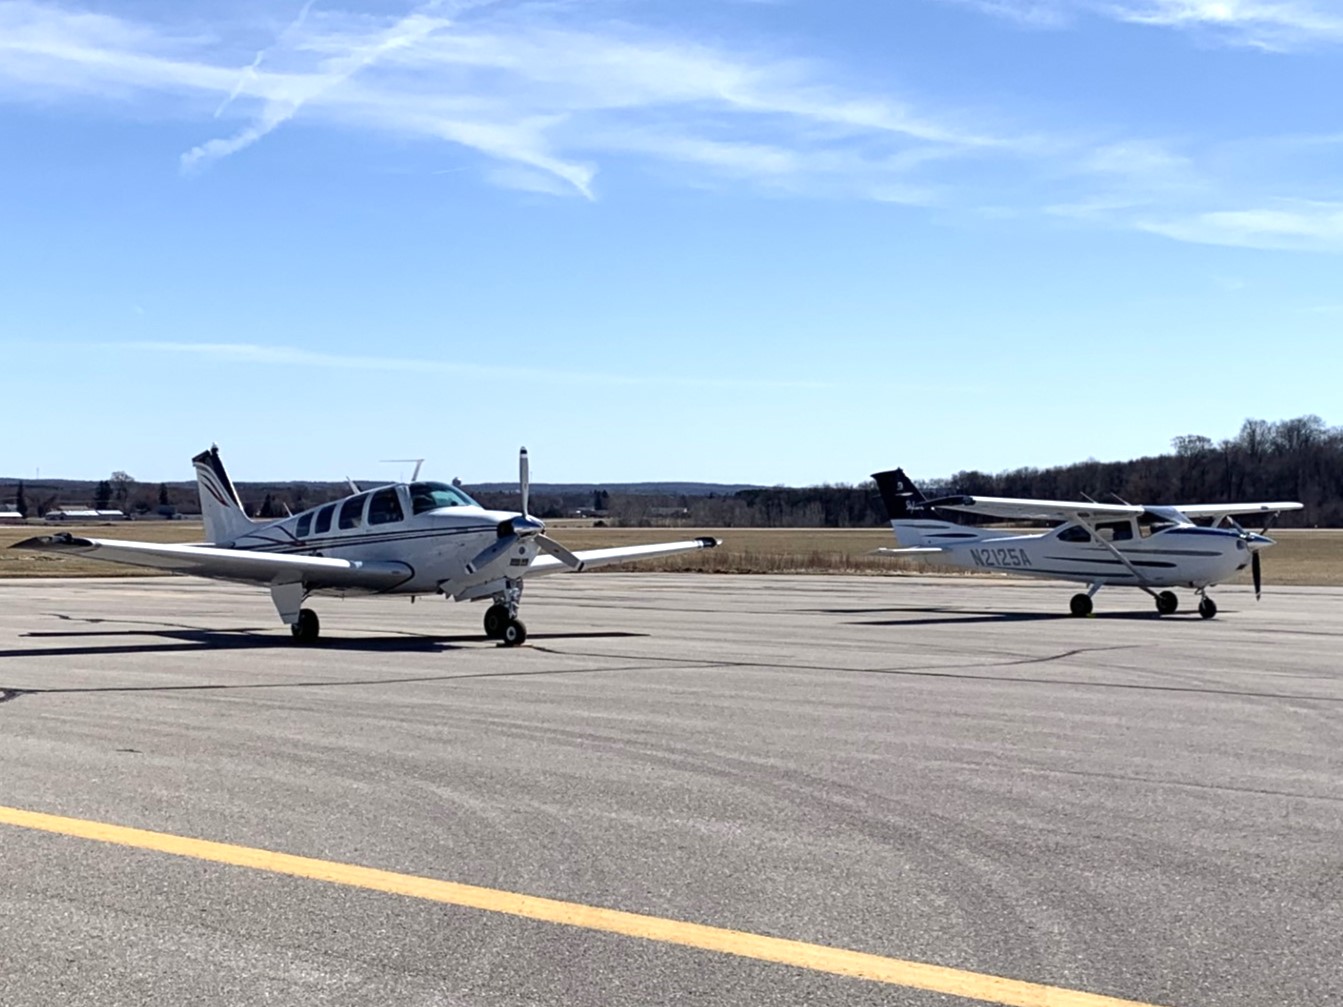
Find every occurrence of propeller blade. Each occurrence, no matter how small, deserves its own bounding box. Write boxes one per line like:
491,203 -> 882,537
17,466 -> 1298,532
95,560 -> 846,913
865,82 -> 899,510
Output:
466,535 -> 517,576
537,534 -> 584,571
519,447 -> 530,518
1252,550 -> 1262,600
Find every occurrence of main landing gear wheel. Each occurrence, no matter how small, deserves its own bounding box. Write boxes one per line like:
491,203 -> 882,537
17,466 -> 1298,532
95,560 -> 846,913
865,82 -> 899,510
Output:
483,603 -> 510,640
1069,593 -> 1093,617
501,619 -> 527,647
1155,591 -> 1179,616
1198,597 -> 1218,620
291,608 -> 320,643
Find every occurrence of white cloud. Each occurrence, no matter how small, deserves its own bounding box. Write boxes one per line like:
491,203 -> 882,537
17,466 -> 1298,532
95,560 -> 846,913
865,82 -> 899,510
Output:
118,342 -> 833,390
1104,1 -> 1343,48
1,2 -> 1338,252
941,0 -> 1343,46
0,1 -> 1000,200
1138,201 -> 1343,250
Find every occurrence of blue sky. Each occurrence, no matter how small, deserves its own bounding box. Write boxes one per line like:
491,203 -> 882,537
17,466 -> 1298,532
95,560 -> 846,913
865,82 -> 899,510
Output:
1,0 -> 1340,486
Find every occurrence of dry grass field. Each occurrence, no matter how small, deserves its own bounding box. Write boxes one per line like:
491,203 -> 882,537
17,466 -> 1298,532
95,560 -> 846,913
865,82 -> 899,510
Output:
1,522 -> 1339,585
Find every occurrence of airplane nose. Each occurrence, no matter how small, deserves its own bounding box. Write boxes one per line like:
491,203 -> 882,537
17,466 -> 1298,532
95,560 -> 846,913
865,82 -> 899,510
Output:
1246,532 -> 1275,551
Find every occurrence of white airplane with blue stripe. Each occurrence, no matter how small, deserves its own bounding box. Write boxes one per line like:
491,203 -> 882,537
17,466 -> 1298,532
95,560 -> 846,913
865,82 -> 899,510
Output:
14,446 -> 718,645
871,468 -> 1301,618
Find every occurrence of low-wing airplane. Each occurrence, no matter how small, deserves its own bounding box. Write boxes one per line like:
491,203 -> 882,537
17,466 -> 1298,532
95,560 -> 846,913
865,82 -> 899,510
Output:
13,446 -> 719,645
870,468 -> 1302,618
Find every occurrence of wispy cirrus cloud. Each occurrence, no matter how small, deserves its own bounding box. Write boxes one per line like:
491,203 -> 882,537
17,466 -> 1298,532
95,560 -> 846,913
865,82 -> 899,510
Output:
1137,200 -> 1343,251
940,0 -> 1343,47
0,0 -> 1003,202
116,342 -> 833,390
1,2 -> 1338,253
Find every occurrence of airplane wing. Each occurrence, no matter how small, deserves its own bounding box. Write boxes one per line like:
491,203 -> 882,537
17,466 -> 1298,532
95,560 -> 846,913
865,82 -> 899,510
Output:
1169,502 -> 1304,521
872,547 -> 945,555
10,534 -> 414,591
525,536 -> 720,576
930,496 -> 1144,523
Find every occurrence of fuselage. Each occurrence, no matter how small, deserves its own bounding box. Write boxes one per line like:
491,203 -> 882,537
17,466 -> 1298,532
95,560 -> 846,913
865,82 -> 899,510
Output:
893,516 -> 1265,589
222,481 -> 536,597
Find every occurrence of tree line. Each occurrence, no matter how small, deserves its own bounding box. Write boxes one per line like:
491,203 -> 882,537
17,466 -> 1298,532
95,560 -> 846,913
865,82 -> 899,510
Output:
4,416 -> 1338,526
616,415 -> 1342,528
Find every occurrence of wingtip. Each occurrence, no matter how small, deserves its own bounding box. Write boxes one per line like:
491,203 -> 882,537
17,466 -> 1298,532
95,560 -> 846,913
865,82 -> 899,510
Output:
696,537 -> 721,549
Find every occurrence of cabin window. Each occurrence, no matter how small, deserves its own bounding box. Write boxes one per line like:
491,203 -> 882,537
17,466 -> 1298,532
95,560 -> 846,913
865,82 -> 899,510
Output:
296,512 -> 313,538
1057,525 -> 1091,543
409,481 -> 478,514
339,494 -> 367,531
368,487 -> 404,526
314,504 -> 336,535
1094,521 -> 1133,542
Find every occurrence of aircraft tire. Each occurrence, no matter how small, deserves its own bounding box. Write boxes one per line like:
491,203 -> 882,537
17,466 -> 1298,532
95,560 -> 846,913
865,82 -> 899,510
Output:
501,619 -> 527,647
291,608 -> 320,643
1198,597 -> 1217,620
1069,593 -> 1093,617
1155,591 -> 1179,616
483,603 -> 510,639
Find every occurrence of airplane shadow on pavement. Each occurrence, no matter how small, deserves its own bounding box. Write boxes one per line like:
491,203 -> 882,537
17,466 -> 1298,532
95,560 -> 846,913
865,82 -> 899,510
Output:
808,606 -> 1213,626
0,626 -> 648,661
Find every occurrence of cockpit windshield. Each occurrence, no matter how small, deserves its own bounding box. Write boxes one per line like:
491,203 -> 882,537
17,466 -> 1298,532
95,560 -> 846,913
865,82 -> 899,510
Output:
409,481 -> 478,513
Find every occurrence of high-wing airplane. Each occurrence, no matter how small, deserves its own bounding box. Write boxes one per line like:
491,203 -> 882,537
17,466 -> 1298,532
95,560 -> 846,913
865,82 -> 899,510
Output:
13,446 -> 719,645
870,468 -> 1302,618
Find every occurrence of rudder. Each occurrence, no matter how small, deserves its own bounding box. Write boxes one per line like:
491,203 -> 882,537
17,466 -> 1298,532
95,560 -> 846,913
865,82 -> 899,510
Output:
192,445 -> 258,544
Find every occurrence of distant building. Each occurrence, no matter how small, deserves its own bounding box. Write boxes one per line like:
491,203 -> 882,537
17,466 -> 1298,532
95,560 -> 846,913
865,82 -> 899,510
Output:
0,510 -> 23,525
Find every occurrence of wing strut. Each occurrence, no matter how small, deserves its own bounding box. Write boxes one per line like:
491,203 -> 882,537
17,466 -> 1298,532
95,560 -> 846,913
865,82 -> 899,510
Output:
1073,516 -> 1158,597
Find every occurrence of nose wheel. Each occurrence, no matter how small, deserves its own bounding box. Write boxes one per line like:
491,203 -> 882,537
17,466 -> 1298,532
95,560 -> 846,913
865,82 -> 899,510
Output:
483,580 -> 528,646
1198,595 -> 1218,619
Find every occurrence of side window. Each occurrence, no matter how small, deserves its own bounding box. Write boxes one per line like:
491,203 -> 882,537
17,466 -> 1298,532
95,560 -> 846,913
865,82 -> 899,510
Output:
296,512 -> 313,538
1057,525 -> 1091,543
339,494 -> 367,531
315,504 -> 335,535
368,487 -> 404,526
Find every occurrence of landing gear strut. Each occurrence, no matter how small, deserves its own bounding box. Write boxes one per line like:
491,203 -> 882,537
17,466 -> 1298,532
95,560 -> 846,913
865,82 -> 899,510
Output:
291,607 -> 320,643
485,579 -> 528,646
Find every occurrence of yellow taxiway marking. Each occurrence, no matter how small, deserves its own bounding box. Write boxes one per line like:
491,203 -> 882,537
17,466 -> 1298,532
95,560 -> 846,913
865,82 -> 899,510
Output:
1,804 -> 1167,1007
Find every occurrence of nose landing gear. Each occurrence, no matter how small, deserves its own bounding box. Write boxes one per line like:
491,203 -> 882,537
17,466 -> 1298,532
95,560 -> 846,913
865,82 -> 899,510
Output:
483,579 -> 528,646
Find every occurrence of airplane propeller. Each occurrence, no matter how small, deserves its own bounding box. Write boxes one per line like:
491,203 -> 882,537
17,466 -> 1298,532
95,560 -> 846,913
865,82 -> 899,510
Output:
1225,516 -> 1273,601
465,447 -> 584,575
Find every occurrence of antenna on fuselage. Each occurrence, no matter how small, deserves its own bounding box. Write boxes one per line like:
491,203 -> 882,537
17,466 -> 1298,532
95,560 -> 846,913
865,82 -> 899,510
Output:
381,459 -> 425,481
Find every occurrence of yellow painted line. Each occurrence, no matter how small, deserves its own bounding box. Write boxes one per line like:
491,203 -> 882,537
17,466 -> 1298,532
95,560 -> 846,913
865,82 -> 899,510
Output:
0,804 -> 1167,1007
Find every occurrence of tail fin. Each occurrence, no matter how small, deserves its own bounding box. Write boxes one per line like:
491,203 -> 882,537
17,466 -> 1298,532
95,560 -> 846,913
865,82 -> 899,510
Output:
192,446 -> 258,544
871,468 -> 929,521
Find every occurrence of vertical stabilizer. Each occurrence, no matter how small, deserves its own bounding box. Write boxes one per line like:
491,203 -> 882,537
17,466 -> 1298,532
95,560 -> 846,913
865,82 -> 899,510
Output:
871,468 -> 928,520
871,467 -> 989,548
192,446 -> 258,544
